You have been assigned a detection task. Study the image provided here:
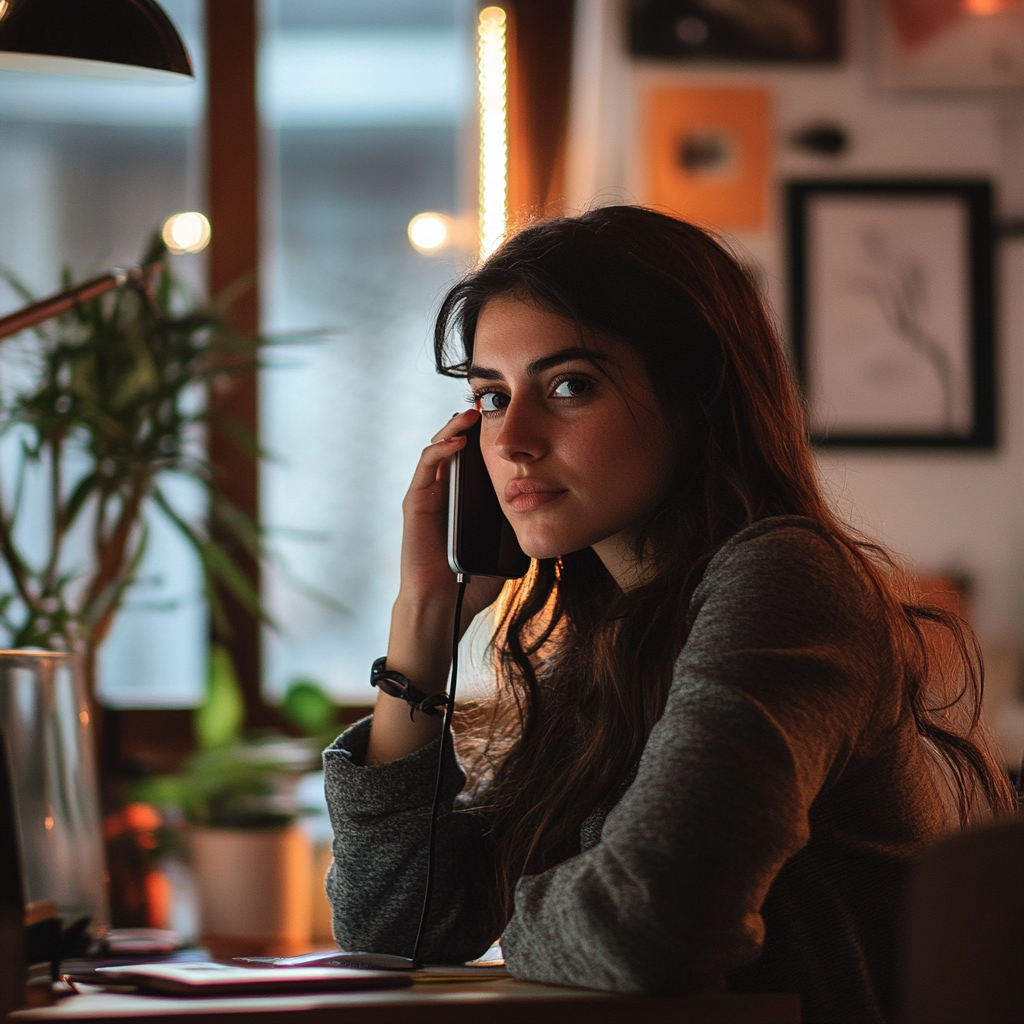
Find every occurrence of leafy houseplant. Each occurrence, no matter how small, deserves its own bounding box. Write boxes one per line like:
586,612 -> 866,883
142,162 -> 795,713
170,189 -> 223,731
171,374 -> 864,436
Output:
131,648 -> 326,829
0,235 -> 265,703
129,652 -> 340,954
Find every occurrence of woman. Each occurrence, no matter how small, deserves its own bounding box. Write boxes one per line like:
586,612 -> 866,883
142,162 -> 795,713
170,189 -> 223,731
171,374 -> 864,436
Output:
324,207 -> 1013,1023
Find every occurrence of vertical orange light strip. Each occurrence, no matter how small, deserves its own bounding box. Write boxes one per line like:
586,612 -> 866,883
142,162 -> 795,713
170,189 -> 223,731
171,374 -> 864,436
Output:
477,6 -> 508,259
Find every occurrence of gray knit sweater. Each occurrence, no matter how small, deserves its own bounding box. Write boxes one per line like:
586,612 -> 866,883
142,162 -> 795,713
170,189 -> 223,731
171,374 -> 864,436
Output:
324,517 -> 948,1023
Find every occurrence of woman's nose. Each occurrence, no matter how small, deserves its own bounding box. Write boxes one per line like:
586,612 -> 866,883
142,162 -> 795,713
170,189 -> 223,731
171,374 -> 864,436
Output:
492,398 -> 547,463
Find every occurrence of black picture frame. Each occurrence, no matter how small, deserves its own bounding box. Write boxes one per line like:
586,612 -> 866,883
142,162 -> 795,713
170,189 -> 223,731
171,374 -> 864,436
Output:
787,179 -> 995,449
629,0 -> 842,63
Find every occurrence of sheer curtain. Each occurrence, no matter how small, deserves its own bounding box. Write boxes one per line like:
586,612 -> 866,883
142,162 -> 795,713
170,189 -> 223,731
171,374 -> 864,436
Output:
259,0 -> 477,702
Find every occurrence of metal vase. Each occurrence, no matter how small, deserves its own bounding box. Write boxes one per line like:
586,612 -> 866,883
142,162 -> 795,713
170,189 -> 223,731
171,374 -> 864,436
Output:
0,650 -> 108,935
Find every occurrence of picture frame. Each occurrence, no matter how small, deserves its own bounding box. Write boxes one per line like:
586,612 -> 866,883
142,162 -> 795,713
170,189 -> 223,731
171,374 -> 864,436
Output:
629,0 -> 841,63
787,179 -> 995,449
644,85 -> 771,231
874,0 -> 1024,92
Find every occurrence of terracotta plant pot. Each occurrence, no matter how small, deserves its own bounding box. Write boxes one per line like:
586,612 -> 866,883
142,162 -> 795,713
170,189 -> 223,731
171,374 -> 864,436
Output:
190,824 -> 312,958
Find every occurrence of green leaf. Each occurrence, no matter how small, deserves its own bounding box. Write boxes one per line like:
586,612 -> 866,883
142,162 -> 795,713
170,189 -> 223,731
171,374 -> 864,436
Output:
141,231 -> 168,268
129,774 -> 189,810
211,494 -> 263,559
281,679 -> 336,736
109,349 -> 161,412
203,541 -> 276,628
204,571 -> 233,641
152,485 -> 273,631
0,268 -> 37,306
206,413 -> 263,460
61,472 -> 99,533
196,645 -> 245,750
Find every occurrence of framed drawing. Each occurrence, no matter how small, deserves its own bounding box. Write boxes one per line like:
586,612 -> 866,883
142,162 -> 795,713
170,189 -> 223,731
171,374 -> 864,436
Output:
645,85 -> 771,231
787,180 -> 995,448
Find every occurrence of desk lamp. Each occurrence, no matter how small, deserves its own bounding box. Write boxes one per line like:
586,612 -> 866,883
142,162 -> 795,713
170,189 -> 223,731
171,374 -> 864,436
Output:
0,0 -> 193,81
0,0 -> 194,1003
0,0 -> 195,338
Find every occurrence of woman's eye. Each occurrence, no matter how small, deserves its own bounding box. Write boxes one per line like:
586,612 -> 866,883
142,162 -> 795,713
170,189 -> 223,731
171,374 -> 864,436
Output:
478,391 -> 509,413
552,377 -> 590,399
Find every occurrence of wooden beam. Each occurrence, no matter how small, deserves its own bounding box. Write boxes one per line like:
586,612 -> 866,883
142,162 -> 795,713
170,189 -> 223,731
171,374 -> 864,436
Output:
205,0 -> 269,726
507,0 -> 576,224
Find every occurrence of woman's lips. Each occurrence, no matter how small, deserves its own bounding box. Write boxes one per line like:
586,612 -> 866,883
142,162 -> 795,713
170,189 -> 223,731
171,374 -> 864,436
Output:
504,478 -> 568,512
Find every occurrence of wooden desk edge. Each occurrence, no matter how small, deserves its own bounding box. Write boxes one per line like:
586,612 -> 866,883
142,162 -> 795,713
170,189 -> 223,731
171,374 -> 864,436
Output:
9,979 -> 801,1024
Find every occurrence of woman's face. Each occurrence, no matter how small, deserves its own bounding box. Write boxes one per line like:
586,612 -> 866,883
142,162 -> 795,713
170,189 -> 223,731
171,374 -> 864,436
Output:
468,296 -> 676,578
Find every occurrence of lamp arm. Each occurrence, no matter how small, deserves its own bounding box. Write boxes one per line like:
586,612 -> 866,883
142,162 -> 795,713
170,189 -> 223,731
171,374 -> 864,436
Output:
0,264 -> 159,342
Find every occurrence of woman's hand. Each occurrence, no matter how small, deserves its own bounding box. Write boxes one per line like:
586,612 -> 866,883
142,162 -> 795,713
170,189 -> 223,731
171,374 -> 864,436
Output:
397,407 -> 472,604
397,407 -> 506,619
367,408 -> 507,765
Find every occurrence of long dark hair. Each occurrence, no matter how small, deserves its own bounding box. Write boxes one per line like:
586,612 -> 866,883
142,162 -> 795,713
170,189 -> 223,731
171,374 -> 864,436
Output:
433,207 -> 1014,918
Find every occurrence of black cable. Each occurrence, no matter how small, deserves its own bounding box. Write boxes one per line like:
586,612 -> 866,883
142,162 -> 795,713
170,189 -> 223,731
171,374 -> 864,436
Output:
409,572 -> 468,967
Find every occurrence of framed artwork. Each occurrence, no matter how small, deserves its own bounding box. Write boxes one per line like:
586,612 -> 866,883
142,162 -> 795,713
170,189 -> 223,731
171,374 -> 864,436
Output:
645,85 -> 771,231
787,180 -> 995,448
629,0 -> 841,62
875,0 -> 1024,91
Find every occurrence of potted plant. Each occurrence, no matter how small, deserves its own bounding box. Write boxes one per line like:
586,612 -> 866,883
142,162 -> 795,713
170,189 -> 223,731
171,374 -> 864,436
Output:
0,234 -> 266,714
132,649 -> 340,957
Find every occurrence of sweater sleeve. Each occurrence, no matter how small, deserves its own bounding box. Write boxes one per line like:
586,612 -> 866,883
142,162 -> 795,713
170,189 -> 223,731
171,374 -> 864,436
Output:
501,521 -> 891,993
323,716 -> 501,962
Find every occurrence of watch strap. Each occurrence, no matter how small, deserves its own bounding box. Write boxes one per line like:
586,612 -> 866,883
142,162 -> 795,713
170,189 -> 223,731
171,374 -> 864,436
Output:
370,656 -> 449,721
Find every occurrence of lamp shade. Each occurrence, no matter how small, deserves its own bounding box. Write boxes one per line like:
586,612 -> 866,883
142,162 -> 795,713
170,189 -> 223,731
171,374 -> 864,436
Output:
0,0 -> 193,81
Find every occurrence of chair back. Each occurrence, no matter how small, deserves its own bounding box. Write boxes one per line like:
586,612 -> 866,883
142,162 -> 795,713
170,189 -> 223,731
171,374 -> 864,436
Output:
902,816 -> 1024,1024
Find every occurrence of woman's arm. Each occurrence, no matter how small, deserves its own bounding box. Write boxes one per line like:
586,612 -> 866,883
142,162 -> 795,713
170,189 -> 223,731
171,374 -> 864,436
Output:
325,408 -> 507,957
324,718 -> 502,961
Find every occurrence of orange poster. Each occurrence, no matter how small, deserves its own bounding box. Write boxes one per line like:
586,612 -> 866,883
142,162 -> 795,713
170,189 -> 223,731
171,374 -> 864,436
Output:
644,86 -> 772,231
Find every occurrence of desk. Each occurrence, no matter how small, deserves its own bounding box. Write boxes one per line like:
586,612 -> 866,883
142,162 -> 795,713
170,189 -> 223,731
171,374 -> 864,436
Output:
10,979 -> 800,1024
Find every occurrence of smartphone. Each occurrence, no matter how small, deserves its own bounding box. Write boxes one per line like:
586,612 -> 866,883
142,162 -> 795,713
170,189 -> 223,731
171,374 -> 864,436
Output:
447,419 -> 530,578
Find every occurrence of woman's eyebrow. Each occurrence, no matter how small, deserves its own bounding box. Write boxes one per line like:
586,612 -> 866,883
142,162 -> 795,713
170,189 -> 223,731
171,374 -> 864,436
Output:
466,347 -> 608,381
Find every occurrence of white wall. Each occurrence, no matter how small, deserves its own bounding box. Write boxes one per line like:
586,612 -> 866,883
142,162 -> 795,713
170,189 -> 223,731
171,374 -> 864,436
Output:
565,0 -> 1024,755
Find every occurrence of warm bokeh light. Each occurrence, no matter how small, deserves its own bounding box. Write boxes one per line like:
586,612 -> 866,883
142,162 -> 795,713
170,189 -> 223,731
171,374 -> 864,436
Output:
477,6 -> 508,259
964,0 -> 1015,12
161,211 -> 212,254
408,212 -> 449,253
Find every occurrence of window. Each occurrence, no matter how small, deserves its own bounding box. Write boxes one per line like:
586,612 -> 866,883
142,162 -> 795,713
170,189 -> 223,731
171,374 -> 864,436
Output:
259,0 -> 476,702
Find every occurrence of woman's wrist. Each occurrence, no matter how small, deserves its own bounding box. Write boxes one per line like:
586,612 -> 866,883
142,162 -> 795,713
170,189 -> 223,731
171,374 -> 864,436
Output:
391,587 -> 458,630
386,591 -> 458,695
367,687 -> 443,764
